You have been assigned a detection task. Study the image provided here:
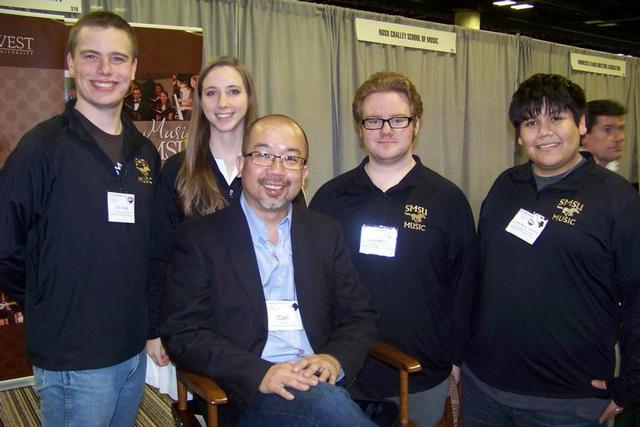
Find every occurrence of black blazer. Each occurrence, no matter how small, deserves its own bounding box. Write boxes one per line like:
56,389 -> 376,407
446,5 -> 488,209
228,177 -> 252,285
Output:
161,201 -> 378,407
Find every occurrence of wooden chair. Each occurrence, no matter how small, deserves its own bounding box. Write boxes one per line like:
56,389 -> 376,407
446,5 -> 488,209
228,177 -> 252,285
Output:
172,340 -> 422,427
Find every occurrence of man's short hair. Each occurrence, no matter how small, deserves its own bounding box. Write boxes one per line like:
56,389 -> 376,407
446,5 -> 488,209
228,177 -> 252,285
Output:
67,11 -> 138,58
352,71 -> 423,124
508,73 -> 585,130
242,114 -> 309,158
585,99 -> 627,132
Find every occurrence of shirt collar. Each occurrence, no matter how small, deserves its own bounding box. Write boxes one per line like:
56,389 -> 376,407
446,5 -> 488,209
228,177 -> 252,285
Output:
511,151 -> 596,189
351,154 -> 424,191
240,193 -> 292,244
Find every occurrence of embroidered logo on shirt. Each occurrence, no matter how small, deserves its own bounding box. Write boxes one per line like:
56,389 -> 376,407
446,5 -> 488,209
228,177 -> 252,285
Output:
552,198 -> 583,226
135,158 -> 153,184
403,204 -> 427,231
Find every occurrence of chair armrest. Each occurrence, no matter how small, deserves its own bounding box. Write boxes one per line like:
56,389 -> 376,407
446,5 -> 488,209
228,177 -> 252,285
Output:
370,341 -> 422,373
176,368 -> 228,405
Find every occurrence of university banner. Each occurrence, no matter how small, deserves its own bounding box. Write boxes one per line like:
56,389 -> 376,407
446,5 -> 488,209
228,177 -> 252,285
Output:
0,11 -> 67,385
0,11 -> 67,168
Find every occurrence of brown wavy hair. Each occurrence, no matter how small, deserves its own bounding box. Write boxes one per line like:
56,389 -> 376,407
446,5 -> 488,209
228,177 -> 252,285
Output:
176,56 -> 258,217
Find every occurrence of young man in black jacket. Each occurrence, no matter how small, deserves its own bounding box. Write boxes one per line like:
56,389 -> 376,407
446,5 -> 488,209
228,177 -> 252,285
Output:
464,74 -> 640,426
0,11 -> 159,426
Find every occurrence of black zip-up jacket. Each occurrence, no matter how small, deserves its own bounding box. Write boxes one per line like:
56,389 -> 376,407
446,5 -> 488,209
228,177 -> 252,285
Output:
465,154 -> 640,407
0,101 -> 160,371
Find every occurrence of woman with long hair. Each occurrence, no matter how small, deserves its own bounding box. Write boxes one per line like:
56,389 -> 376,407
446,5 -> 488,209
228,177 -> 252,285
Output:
153,90 -> 175,121
145,56 -> 258,398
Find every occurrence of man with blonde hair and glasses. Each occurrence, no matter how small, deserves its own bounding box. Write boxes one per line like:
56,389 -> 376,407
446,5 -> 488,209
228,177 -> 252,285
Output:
311,72 -> 476,426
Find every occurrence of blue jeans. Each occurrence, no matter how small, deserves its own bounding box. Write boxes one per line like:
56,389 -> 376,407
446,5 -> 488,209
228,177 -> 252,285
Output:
33,351 -> 146,427
238,382 -> 376,427
463,372 -> 601,427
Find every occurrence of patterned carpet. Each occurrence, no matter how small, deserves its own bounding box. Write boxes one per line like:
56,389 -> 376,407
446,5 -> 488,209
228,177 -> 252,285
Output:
0,385 -> 176,427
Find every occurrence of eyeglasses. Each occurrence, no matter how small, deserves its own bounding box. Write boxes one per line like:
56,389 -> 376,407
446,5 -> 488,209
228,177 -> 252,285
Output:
361,116 -> 415,130
243,151 -> 307,170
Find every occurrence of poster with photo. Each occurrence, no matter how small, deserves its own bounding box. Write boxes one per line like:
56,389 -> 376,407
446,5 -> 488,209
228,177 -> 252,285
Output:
129,25 -> 202,162
126,71 -> 196,162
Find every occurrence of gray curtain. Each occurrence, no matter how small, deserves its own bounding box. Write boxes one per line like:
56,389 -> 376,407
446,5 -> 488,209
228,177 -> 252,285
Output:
81,0 -> 640,218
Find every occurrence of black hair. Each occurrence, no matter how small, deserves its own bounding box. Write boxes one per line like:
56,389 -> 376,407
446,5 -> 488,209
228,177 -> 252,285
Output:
585,99 -> 627,132
508,74 -> 585,129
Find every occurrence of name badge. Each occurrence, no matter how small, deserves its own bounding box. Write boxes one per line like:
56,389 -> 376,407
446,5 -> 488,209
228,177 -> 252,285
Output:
107,192 -> 135,223
266,300 -> 303,331
505,208 -> 548,245
359,225 -> 398,257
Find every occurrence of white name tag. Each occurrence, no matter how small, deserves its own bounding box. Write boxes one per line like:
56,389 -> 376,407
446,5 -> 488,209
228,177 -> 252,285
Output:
505,209 -> 548,245
266,300 -> 303,331
359,225 -> 398,257
107,192 -> 135,223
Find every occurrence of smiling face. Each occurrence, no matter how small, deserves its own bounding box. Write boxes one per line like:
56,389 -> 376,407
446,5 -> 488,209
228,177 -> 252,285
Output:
201,65 -> 249,135
237,116 -> 309,222
358,91 -> 419,167
67,26 -> 137,119
581,115 -> 625,166
517,106 -> 586,177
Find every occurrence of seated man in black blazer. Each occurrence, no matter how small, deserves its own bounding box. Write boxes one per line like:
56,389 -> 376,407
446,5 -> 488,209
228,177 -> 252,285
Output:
161,114 -> 378,426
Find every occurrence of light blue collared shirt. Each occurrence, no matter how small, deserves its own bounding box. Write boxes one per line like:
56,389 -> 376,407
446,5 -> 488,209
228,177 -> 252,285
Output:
240,194 -> 315,363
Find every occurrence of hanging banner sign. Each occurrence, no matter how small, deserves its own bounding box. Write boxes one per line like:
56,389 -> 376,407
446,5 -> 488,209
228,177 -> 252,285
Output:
0,0 -> 81,13
0,12 -> 66,67
570,53 -> 626,77
355,17 -> 456,54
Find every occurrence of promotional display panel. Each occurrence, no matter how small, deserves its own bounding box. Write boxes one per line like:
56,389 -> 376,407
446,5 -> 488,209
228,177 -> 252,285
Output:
126,25 -> 202,162
0,12 -> 67,384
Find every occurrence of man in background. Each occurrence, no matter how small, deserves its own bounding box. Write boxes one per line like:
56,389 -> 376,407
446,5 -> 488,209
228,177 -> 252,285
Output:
124,86 -> 154,121
581,99 -> 626,171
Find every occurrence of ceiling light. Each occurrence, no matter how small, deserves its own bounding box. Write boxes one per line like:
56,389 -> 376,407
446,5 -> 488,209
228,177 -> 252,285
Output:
596,23 -> 618,27
584,20 -> 604,24
493,0 -> 516,5
511,3 -> 534,10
